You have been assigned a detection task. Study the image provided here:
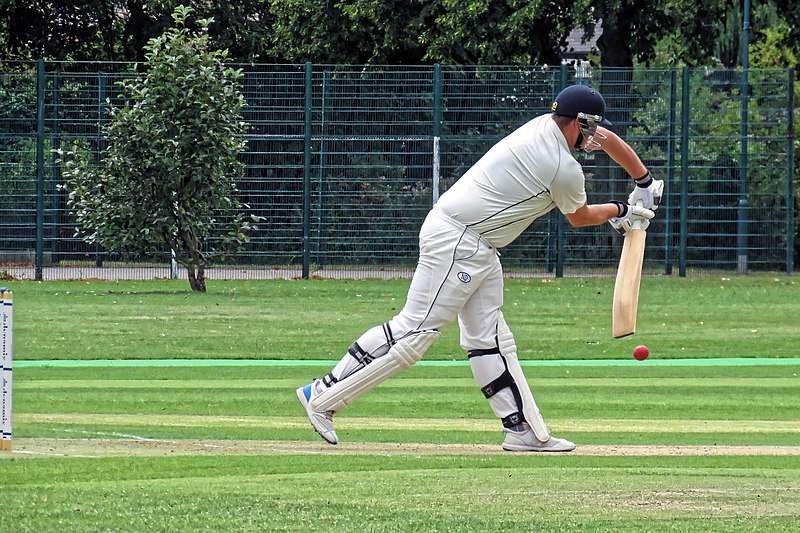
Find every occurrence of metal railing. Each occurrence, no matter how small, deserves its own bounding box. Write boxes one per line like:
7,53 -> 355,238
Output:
0,61 -> 795,280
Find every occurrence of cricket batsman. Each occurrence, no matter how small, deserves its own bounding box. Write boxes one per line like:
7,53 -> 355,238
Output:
297,84 -> 664,451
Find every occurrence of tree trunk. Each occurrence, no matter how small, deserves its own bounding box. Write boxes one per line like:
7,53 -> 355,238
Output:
176,229 -> 208,292
186,265 -> 207,292
197,265 -> 206,292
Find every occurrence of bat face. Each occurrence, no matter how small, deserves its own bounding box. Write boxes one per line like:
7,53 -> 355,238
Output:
612,227 -> 646,338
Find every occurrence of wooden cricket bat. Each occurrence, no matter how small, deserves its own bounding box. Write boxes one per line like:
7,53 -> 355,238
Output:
612,221 -> 647,339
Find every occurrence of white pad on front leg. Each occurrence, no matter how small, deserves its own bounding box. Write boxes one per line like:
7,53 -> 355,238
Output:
497,313 -> 550,443
469,354 -> 524,424
310,330 -> 439,413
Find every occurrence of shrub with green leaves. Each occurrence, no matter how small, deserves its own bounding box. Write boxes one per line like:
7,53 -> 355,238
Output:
60,6 -> 259,291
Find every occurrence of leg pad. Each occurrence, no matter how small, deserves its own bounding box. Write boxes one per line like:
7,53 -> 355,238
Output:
310,330 -> 439,413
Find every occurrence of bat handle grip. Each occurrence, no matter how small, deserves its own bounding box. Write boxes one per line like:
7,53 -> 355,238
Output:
631,199 -> 646,231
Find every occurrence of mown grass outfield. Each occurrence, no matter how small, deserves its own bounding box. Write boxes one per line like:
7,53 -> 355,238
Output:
1,276 -> 799,531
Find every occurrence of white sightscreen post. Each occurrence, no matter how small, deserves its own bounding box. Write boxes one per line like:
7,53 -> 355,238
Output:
1,289 -> 13,452
171,250 -> 178,280
432,136 -> 440,205
432,64 -> 442,205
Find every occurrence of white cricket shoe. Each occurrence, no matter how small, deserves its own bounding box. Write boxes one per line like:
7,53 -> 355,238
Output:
501,423 -> 576,452
296,380 -> 338,445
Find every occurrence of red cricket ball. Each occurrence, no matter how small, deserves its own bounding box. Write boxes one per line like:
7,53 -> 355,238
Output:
633,345 -> 649,361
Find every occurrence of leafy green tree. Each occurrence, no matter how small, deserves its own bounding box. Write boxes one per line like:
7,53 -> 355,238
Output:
0,0 -> 122,60
269,0 -> 433,64
0,1 -> 273,62
422,0 -> 584,65
269,0 -> 588,65
5,0 -> 797,69
771,0 -> 800,47
569,0 -> 735,68
146,0 -> 276,62
60,6 -> 259,291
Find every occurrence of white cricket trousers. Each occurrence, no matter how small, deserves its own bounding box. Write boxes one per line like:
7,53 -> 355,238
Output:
384,206 -> 504,351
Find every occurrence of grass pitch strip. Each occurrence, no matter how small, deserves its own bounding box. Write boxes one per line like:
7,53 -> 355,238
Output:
2,362 -> 800,531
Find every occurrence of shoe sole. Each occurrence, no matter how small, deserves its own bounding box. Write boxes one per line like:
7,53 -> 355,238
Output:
502,442 -> 576,453
296,386 -> 338,445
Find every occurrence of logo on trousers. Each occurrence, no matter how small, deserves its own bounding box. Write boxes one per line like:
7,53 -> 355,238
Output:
457,271 -> 471,283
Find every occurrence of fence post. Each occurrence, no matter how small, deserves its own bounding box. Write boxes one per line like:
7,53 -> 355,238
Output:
302,62 -> 313,279
787,68 -> 795,276
556,64 -> 568,278
35,59 -> 45,281
737,56 -> 750,275
51,69 -> 61,261
95,72 -> 107,268
679,67 -> 690,277
316,70 -> 329,269
664,69 -> 678,275
432,64 -> 443,204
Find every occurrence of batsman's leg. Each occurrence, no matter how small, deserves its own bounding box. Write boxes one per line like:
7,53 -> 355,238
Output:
460,280 -> 575,452
496,312 -> 552,443
296,328 -> 439,444
296,321 -> 414,445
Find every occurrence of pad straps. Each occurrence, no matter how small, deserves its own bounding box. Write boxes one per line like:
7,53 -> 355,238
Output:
468,347 -> 526,429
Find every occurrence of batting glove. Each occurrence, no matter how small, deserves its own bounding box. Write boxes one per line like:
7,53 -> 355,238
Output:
609,201 -> 655,235
627,171 -> 664,210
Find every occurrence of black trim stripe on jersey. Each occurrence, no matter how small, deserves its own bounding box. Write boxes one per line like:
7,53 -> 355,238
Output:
465,189 -> 550,235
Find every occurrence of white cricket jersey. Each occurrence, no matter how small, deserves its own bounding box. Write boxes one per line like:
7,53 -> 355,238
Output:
435,114 -> 586,248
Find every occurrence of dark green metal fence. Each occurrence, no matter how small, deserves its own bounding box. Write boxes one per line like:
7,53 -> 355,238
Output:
0,61 -> 795,280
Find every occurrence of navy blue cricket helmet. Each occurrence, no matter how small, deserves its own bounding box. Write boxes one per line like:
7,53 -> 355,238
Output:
551,85 -> 612,126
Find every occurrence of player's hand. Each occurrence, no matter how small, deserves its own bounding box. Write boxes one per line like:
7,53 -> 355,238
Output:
627,171 -> 664,210
609,204 -> 654,235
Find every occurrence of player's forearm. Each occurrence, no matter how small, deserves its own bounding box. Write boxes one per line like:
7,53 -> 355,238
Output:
595,127 -> 648,179
565,202 -> 621,227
